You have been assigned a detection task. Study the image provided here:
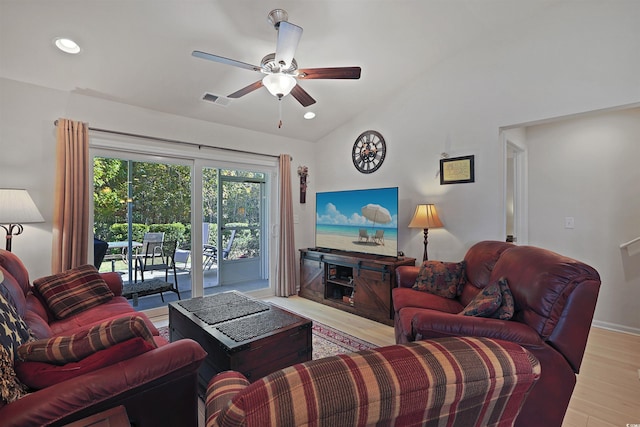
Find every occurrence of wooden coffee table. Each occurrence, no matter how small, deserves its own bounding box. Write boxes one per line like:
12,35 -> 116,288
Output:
168,291 -> 312,394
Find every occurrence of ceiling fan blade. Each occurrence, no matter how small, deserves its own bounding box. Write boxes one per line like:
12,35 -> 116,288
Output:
275,21 -> 303,69
192,50 -> 262,73
291,84 -> 316,107
228,80 -> 264,98
297,67 -> 361,80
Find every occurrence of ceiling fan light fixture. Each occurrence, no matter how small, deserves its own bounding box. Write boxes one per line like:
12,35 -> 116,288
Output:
262,73 -> 296,98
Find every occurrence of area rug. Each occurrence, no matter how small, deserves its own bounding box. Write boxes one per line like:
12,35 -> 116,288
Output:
311,322 -> 376,359
156,321 -> 376,360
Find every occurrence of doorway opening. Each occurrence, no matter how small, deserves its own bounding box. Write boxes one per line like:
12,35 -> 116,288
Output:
502,133 -> 528,245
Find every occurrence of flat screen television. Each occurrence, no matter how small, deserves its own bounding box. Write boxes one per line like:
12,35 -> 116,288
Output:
315,187 -> 398,257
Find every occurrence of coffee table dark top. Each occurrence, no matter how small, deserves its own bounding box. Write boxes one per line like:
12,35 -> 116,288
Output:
215,307 -> 304,342
170,291 -> 311,348
178,291 -> 270,326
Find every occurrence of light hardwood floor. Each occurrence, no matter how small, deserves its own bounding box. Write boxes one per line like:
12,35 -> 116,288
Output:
152,295 -> 640,427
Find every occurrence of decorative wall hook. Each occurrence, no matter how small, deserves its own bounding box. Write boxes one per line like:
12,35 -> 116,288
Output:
297,165 -> 309,203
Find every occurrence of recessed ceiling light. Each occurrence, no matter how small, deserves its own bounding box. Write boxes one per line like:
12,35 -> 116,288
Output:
303,112 -> 316,120
54,37 -> 81,54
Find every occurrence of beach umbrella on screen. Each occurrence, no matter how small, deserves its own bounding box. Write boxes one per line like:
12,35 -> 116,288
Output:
361,204 -> 392,226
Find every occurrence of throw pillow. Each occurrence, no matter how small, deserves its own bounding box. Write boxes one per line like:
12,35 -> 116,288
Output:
460,281 -> 502,317
490,277 -> 515,320
15,337 -> 156,390
33,264 -> 114,319
17,315 -> 157,364
412,261 -> 466,299
0,290 -> 33,360
0,291 -> 33,404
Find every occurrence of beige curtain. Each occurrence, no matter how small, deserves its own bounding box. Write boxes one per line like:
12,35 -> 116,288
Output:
277,154 -> 297,296
52,119 -> 90,272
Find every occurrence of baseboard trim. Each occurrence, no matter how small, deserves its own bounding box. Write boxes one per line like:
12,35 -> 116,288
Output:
592,320 -> 640,336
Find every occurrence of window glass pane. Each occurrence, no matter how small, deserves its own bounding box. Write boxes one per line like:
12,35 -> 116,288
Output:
221,179 -> 261,260
203,167 -> 218,228
131,163 -> 191,227
93,158 -> 129,237
220,169 -> 265,179
222,181 -> 261,227
93,157 -> 192,309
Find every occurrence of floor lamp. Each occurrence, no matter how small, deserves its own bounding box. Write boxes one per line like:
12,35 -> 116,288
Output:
0,189 -> 45,252
408,204 -> 443,262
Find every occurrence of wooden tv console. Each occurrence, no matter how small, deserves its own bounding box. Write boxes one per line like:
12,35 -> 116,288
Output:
299,248 -> 416,325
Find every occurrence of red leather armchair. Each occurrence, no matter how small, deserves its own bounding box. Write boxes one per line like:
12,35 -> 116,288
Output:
0,249 -> 207,426
393,241 -> 601,427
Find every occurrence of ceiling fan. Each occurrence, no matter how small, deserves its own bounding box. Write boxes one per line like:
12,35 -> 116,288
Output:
192,9 -> 361,114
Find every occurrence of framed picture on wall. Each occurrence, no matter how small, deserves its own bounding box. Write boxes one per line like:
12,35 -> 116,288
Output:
440,155 -> 475,184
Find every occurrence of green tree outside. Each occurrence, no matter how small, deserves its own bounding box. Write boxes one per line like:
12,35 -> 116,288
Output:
93,158 -> 263,259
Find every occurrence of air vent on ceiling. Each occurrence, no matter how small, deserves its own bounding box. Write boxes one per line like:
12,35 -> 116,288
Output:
202,93 -> 232,107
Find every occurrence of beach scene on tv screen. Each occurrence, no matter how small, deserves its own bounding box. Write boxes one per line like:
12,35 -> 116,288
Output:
316,187 -> 398,257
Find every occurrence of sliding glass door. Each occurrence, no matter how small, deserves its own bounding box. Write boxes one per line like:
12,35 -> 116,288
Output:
92,150 -> 271,312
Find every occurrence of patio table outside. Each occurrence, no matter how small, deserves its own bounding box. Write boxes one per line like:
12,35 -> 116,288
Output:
104,241 -> 142,272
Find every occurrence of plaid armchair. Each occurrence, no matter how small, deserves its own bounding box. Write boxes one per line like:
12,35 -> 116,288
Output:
205,336 -> 540,427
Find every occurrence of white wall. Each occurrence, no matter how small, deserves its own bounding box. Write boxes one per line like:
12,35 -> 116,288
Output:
1,79 -> 63,278
311,1 -> 640,331
0,77 -> 317,280
527,107 -> 640,334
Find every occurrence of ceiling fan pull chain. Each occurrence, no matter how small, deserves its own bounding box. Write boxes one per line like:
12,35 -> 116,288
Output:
278,98 -> 283,128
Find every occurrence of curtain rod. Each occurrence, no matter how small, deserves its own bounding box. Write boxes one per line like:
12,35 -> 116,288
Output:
53,120 -> 288,160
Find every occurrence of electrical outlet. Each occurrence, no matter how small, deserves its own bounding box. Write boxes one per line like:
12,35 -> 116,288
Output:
564,217 -> 575,229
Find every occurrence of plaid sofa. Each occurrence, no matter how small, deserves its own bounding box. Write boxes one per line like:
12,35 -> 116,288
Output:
205,336 -> 540,427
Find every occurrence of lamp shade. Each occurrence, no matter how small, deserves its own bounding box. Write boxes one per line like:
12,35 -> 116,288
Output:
0,189 -> 45,224
262,73 -> 297,97
408,204 -> 443,229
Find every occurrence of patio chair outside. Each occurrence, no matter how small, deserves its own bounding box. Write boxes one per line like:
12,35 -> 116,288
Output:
134,232 -> 164,282
203,229 -> 237,269
203,223 -> 211,246
175,223 -> 210,270
126,240 -> 181,304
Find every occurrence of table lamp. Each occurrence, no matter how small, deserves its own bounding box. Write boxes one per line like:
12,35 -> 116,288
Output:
0,189 -> 45,251
408,204 -> 443,261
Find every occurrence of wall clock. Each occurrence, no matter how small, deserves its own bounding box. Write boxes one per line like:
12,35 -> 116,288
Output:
352,130 -> 386,173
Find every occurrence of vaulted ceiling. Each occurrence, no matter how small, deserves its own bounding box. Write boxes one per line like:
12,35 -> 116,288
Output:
0,0 -> 559,142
